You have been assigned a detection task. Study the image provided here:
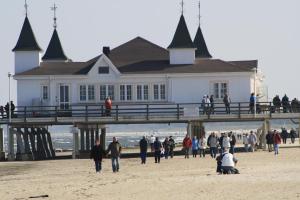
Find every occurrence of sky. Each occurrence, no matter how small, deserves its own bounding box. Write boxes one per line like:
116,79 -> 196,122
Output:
0,0 -> 299,105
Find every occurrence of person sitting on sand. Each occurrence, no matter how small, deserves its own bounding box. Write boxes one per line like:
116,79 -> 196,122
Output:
90,139 -> 106,173
106,137 -> 122,173
216,148 -> 239,174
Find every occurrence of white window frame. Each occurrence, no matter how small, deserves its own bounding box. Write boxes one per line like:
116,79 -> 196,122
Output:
79,84 -> 95,102
120,84 -> 133,101
211,81 -> 229,100
137,84 -> 149,101
153,84 -> 166,101
41,85 -> 49,101
100,85 -> 115,101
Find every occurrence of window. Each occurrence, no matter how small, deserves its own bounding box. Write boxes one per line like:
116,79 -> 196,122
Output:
154,85 -> 159,100
100,85 -> 107,101
108,85 -> 115,100
98,67 -> 109,74
42,86 -> 48,100
80,85 -> 86,101
153,84 -> 166,100
160,84 -> 166,100
88,85 -> 95,101
137,85 -> 149,101
100,85 -> 115,101
213,82 -> 228,99
120,85 -> 132,101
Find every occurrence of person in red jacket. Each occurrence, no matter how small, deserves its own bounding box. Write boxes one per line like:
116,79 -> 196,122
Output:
183,134 -> 192,159
273,131 -> 282,155
105,97 -> 112,116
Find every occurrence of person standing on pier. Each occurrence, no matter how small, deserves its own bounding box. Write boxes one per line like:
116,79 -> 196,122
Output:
183,134 -> 192,159
139,136 -> 148,164
266,131 -> 274,152
273,95 -> 281,113
249,131 -> 257,152
154,137 -> 162,163
249,93 -> 256,114
273,131 -> 282,155
192,136 -> 199,158
223,94 -> 231,114
169,136 -> 175,158
106,137 -> 122,172
210,95 -> 215,114
105,97 -> 112,116
90,139 -> 106,173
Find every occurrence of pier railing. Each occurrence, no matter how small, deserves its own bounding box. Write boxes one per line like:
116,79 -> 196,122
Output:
1,101 -> 300,124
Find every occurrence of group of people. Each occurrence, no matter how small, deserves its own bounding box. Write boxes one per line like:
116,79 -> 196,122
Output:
148,135 -> 176,163
0,101 -> 15,118
200,93 -> 231,114
272,94 -> 300,113
90,137 -> 122,173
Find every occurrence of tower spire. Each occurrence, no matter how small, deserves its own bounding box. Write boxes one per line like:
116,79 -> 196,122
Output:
198,1 -> 201,26
180,0 -> 184,15
24,0 -> 28,16
51,3 -> 58,29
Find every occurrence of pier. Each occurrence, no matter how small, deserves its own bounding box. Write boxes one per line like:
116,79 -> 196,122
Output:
1,101 -> 299,161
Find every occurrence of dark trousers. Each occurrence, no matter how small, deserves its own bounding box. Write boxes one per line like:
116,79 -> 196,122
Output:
267,144 -> 273,152
199,149 -> 205,157
111,157 -> 119,172
94,160 -> 102,172
229,146 -> 235,154
210,147 -> 217,158
192,149 -> 197,157
291,138 -> 295,144
184,147 -> 190,159
170,148 -> 174,158
164,149 -> 170,159
225,105 -> 230,114
154,151 -> 161,163
282,138 -> 287,144
105,108 -> 111,116
140,151 -> 147,164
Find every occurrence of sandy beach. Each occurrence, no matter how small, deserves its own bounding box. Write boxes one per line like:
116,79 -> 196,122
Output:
1,148 -> 300,200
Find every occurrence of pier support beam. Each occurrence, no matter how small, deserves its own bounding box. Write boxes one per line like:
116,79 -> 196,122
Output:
100,128 -> 106,150
189,121 -> 205,139
45,128 -> 55,158
90,128 -> 95,149
261,120 -> 270,150
85,129 -> 90,151
72,127 -> 79,159
7,127 -> 15,161
0,128 -> 5,160
30,128 -> 38,160
80,129 -> 85,151
299,119 -> 300,145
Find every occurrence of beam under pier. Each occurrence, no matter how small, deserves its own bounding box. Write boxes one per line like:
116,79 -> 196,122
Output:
100,128 -> 106,150
0,128 -> 5,160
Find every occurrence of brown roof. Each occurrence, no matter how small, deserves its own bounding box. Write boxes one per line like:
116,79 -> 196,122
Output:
15,37 -> 257,76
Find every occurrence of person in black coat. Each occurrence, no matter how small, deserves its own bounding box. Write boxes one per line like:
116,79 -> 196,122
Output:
281,128 -> 288,144
290,128 -> 296,144
139,136 -> 148,164
229,132 -> 236,154
90,139 -> 106,173
266,131 -> 274,152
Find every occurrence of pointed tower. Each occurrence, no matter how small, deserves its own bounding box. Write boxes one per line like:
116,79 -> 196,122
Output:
42,4 -> 68,62
193,1 -> 212,58
12,2 -> 42,74
168,1 -> 195,65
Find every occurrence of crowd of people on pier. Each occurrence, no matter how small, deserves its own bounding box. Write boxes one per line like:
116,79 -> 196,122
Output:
0,101 -> 15,118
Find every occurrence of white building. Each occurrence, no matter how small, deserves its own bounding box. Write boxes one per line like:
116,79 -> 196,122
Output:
13,13 -> 266,109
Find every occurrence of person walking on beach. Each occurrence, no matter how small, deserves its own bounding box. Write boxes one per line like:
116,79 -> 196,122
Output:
90,139 -> 106,173
105,97 -> 112,116
199,136 -> 207,158
290,128 -> 296,144
243,133 -> 249,152
281,128 -> 288,144
139,136 -> 148,164
192,136 -> 199,158
163,137 -> 171,159
106,137 -> 122,173
150,135 -> 155,152
229,132 -> 236,154
266,131 -> 274,152
183,134 -> 192,159
223,94 -> 231,114
222,133 -> 231,153
154,137 -> 162,163
208,132 -> 218,158
248,131 -> 257,152
169,136 -> 175,158
273,131 -> 282,155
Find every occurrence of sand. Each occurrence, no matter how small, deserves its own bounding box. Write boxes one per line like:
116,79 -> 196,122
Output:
1,148 -> 300,200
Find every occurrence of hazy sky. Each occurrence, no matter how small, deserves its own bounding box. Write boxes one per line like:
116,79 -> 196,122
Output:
1,0 -> 299,105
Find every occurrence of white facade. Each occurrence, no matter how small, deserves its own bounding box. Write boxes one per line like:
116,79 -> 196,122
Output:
169,48 -> 196,65
14,51 -> 40,74
14,54 -> 263,107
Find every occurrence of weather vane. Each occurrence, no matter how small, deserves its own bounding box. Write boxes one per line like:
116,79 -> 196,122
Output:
51,3 -> 58,29
180,0 -> 184,15
24,0 -> 28,16
198,1 -> 201,26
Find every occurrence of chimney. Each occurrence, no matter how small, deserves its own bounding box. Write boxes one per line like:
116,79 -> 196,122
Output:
103,46 -> 110,57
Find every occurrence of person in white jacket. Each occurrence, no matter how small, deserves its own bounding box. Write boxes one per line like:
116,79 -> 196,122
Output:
222,133 -> 231,150
198,136 -> 207,158
220,148 -> 239,174
243,133 -> 249,152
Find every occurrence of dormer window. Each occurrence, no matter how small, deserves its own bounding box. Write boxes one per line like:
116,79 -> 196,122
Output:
98,66 -> 109,74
